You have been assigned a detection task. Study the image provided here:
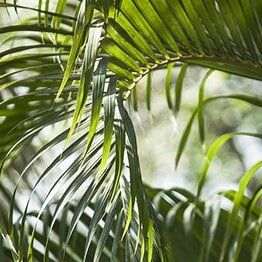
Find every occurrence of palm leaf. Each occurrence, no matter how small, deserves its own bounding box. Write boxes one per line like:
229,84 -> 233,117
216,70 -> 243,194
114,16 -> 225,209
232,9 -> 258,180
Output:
0,0 -> 261,261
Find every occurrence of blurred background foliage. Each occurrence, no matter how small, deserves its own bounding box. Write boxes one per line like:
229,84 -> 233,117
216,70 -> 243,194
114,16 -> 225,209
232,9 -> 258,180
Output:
131,68 -> 261,196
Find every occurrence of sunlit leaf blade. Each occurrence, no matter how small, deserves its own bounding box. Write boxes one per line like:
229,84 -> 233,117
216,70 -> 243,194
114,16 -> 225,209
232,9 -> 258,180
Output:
56,0 -> 96,99
175,110 -> 197,168
220,161 -> 262,262
98,78 -> 116,174
67,26 -> 103,143
200,196 -> 221,262
174,63 -> 188,114
131,86 -> 138,112
118,98 -> 162,259
197,132 -> 262,197
146,72 -> 152,111
52,0 -> 67,30
197,69 -> 214,144
233,187 -> 262,261
165,62 -> 175,110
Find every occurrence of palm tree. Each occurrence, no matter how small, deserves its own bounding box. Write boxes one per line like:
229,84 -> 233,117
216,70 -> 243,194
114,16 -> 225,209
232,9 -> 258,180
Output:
0,0 -> 261,261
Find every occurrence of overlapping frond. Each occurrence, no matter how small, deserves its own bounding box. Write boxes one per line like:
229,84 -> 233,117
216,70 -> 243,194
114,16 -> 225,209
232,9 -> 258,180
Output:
0,0 -> 261,261
103,0 -> 262,93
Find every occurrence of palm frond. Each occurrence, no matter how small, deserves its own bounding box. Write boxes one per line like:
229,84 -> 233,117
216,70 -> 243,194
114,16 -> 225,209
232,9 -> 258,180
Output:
0,0 -> 261,261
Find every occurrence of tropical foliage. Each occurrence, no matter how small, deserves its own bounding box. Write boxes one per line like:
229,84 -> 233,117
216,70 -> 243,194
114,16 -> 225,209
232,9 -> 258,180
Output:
0,0 -> 261,261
